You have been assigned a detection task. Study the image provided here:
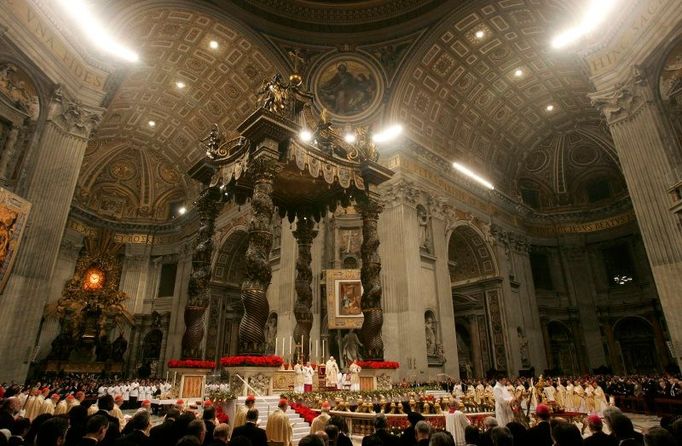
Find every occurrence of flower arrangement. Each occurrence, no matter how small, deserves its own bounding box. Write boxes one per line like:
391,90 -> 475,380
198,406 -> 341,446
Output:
290,402 -> 317,424
220,355 -> 284,367
206,389 -> 236,402
356,360 -> 400,369
167,359 -> 216,369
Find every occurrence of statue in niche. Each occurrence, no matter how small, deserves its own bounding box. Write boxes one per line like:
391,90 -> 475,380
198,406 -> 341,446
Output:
264,313 -> 278,354
111,334 -> 128,362
341,330 -> 363,365
517,327 -> 531,368
425,313 -> 437,356
417,205 -> 432,254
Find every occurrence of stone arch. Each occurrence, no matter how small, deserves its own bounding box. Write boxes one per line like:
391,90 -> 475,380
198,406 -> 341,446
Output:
546,320 -> 579,376
447,222 -> 497,284
613,316 -> 660,374
212,227 -> 249,285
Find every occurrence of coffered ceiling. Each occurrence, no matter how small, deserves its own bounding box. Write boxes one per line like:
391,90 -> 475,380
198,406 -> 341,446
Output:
74,0 -> 616,223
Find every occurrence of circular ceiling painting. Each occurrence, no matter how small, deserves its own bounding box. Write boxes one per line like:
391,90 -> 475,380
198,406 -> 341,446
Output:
312,54 -> 382,121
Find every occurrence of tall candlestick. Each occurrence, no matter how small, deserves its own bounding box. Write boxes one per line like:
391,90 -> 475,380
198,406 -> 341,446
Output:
274,337 -> 278,356
289,336 -> 293,356
315,340 -> 319,362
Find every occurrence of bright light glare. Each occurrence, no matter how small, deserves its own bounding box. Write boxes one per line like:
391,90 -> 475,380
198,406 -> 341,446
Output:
452,162 -> 495,190
176,81 -> 186,89
178,207 -> 187,215
55,0 -> 139,62
372,124 -> 403,143
344,133 -> 357,144
148,120 -> 156,127
475,30 -> 485,39
551,0 -> 618,49
299,129 -> 313,142
514,69 -> 523,77
209,40 -> 219,49
546,104 -> 555,112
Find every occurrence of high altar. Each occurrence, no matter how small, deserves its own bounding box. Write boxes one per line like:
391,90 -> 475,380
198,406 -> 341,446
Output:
178,69 -> 395,392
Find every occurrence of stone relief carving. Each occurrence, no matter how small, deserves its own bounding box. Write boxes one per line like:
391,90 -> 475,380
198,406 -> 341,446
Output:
248,373 -> 271,396
230,375 -> 244,396
377,373 -> 392,390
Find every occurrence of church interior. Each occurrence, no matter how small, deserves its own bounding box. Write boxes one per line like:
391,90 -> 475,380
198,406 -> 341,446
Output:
0,0 -> 681,391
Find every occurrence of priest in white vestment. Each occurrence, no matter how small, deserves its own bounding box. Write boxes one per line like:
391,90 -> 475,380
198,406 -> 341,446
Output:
493,378 -> 514,427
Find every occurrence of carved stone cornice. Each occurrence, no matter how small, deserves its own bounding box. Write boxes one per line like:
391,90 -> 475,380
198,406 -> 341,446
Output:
47,86 -> 103,138
589,67 -> 652,125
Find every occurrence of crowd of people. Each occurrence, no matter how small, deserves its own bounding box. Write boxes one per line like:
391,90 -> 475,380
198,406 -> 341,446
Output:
0,372 -> 680,446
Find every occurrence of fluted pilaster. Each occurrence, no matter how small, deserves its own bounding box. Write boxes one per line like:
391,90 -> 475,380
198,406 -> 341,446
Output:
591,71 -> 682,369
0,88 -> 103,381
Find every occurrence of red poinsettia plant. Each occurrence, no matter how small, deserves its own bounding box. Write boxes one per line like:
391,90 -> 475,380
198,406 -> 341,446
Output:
220,355 -> 284,367
290,402 -> 317,424
356,360 -> 400,369
167,359 -> 216,369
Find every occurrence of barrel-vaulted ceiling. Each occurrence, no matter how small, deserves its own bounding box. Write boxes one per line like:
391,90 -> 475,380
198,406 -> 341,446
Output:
75,0 -> 614,223
390,0 -> 599,188
76,2 -> 286,222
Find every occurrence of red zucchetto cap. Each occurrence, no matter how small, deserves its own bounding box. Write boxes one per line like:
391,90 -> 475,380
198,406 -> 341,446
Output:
66,395 -> 74,400
114,395 -> 123,402
176,399 -> 184,405
587,414 -> 602,426
536,404 -> 550,416
51,394 -> 60,400
204,400 -> 213,407
278,399 -> 288,407
321,401 -> 331,410
246,395 -> 256,402
143,399 -> 151,405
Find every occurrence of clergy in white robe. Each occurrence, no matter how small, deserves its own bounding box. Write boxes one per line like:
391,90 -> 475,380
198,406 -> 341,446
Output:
325,357 -> 339,387
493,379 -> 514,427
444,401 -> 470,446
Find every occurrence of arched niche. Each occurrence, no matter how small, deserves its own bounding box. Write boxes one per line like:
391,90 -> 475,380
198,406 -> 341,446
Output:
547,321 -> 579,376
424,309 -> 444,366
613,317 -> 660,375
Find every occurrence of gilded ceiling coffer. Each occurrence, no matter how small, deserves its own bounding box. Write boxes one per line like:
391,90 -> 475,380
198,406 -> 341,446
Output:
185,68 -> 392,359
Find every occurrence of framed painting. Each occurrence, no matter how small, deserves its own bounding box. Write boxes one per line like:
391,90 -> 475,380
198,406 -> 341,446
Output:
326,269 -> 363,329
0,187 -> 30,293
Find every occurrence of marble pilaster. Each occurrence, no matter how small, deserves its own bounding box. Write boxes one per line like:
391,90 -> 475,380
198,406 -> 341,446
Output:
591,73 -> 682,369
0,88 -> 102,382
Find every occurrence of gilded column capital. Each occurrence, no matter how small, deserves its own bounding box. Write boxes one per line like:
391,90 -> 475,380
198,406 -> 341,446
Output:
589,67 -> 653,125
47,87 -> 103,139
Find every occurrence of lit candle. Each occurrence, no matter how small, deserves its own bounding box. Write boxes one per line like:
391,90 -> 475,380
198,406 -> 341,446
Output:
274,337 -> 278,356
315,340 -> 319,361
289,336 -> 293,356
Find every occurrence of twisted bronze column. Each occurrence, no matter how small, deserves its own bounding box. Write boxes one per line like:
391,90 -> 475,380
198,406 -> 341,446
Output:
356,195 -> 385,360
292,216 -> 317,361
182,186 -> 222,358
238,158 -> 278,354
